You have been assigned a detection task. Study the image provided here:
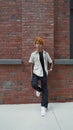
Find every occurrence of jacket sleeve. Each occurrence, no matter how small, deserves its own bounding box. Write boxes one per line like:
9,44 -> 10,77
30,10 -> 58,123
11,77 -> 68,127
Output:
29,53 -> 34,64
46,52 -> 52,63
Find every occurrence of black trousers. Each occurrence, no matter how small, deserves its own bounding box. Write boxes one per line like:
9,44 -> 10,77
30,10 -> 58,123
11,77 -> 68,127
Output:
31,73 -> 48,108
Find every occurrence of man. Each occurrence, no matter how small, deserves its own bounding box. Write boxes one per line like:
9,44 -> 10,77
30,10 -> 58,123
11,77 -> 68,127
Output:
29,37 -> 53,116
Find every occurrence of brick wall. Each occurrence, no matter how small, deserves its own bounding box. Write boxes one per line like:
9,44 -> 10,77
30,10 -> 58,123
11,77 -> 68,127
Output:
0,0 -> 72,104
49,65 -> 73,102
22,0 -> 54,61
0,0 -> 22,59
54,0 -> 70,59
51,0 -> 72,102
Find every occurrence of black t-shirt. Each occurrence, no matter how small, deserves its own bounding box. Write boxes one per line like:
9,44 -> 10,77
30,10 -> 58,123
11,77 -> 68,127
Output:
39,51 -> 46,75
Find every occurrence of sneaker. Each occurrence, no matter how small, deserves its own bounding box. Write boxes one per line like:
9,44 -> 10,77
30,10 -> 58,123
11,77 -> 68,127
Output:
36,91 -> 41,97
41,107 -> 47,116
36,85 -> 41,97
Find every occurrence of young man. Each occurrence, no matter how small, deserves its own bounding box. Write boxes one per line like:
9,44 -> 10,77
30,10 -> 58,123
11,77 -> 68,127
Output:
29,37 -> 53,116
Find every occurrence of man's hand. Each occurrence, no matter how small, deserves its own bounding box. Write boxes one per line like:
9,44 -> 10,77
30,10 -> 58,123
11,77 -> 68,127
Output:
48,68 -> 52,72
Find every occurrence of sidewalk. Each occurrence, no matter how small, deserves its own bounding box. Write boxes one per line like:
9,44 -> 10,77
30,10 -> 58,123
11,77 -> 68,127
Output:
0,102 -> 73,130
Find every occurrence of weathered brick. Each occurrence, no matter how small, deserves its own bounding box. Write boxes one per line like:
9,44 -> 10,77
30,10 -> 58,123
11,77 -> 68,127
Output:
0,0 -> 72,104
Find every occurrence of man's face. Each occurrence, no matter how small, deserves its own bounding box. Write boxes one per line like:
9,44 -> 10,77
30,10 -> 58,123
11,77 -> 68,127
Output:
35,42 -> 43,50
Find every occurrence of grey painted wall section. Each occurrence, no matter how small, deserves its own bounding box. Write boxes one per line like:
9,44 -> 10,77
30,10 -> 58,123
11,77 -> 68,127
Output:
54,59 -> 73,64
0,59 -> 22,64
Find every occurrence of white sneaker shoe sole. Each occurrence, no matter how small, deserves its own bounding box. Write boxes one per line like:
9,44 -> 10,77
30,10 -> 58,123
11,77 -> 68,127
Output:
36,91 -> 40,97
36,85 -> 41,97
41,107 -> 47,116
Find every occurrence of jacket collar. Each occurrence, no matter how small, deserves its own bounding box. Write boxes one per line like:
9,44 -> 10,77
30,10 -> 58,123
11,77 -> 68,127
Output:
35,50 -> 46,54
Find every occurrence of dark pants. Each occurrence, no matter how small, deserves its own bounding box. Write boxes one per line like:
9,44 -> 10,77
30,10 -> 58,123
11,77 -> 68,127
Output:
31,73 -> 48,108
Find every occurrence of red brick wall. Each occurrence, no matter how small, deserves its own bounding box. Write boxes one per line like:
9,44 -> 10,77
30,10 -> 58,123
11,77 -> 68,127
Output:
0,0 -> 22,59
54,0 -> 70,59
22,0 -> 54,61
51,0 -> 72,102
0,0 -> 72,104
49,65 -> 73,102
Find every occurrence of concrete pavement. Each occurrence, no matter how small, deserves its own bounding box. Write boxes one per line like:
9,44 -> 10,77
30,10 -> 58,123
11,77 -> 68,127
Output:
0,102 -> 73,130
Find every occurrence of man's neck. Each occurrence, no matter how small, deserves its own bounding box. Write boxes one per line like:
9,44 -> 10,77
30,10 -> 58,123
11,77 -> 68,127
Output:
36,49 -> 43,52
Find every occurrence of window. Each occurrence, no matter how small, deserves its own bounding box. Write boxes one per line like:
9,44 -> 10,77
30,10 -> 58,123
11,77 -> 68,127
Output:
70,0 -> 73,58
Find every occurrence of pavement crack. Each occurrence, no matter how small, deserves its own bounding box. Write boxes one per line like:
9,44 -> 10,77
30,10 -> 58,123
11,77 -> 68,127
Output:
50,104 -> 61,130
